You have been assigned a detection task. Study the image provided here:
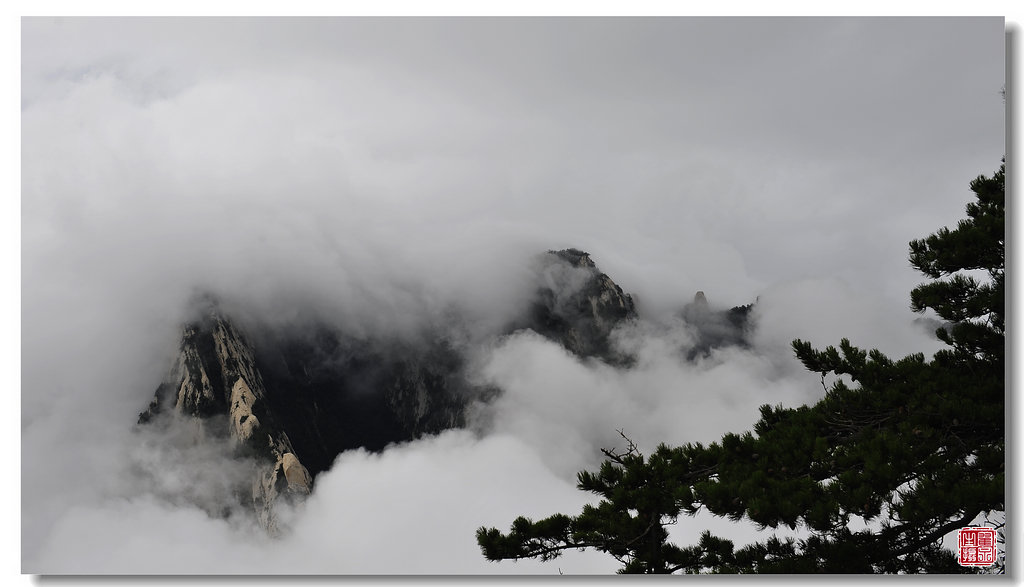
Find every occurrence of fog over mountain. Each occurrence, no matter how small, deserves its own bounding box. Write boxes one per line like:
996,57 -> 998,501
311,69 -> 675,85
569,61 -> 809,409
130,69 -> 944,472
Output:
21,17 -> 1004,574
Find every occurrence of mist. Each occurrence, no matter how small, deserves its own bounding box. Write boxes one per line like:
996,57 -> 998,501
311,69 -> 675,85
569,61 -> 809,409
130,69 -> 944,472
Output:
21,17 -> 1004,574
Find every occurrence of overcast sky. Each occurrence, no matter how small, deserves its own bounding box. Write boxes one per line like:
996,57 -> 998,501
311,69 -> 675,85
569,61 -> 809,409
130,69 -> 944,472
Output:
20,16 -> 1004,575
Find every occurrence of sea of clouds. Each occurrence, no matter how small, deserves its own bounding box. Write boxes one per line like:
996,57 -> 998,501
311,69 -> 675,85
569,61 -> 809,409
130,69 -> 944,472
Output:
21,17 -> 1003,574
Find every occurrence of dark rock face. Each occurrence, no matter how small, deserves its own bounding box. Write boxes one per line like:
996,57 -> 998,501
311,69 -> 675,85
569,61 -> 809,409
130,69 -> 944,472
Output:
139,311 -> 488,531
518,248 -> 638,362
137,248 -> 640,531
248,326 -> 481,479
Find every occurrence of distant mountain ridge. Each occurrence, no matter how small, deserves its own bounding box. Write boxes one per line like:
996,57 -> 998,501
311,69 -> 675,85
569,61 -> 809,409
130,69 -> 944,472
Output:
136,249 -> 755,532
680,290 -> 754,360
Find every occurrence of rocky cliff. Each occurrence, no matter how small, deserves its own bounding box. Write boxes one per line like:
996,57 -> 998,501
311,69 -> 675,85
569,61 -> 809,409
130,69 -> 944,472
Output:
138,302 -> 312,533
519,248 -> 638,362
137,248 -> 642,532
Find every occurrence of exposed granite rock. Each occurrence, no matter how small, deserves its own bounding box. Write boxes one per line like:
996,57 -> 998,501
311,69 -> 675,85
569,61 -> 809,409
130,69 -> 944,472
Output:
254,451 -> 312,535
139,305 -> 310,531
518,248 -> 638,362
229,378 -> 261,444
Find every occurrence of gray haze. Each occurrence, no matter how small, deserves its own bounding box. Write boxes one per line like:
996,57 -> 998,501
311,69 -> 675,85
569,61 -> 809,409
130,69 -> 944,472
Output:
21,17 -> 1004,574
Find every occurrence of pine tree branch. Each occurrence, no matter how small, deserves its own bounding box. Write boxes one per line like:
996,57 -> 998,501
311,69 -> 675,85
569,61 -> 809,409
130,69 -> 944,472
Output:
886,510 -> 981,561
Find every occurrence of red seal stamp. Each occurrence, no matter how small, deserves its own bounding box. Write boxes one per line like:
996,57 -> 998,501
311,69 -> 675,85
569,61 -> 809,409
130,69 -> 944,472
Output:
958,527 -> 997,567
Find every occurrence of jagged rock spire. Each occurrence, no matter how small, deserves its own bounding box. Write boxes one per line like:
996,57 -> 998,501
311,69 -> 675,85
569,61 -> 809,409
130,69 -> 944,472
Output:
139,302 -> 312,534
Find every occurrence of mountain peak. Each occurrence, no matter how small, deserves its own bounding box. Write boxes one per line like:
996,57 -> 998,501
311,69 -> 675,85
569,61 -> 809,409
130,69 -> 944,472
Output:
549,248 -> 596,269
524,248 -> 637,362
693,290 -> 708,306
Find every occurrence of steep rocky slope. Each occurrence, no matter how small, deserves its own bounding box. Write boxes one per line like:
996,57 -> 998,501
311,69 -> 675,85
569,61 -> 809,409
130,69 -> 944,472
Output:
517,248 -> 638,362
138,304 -> 313,532
137,248 -> 642,531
